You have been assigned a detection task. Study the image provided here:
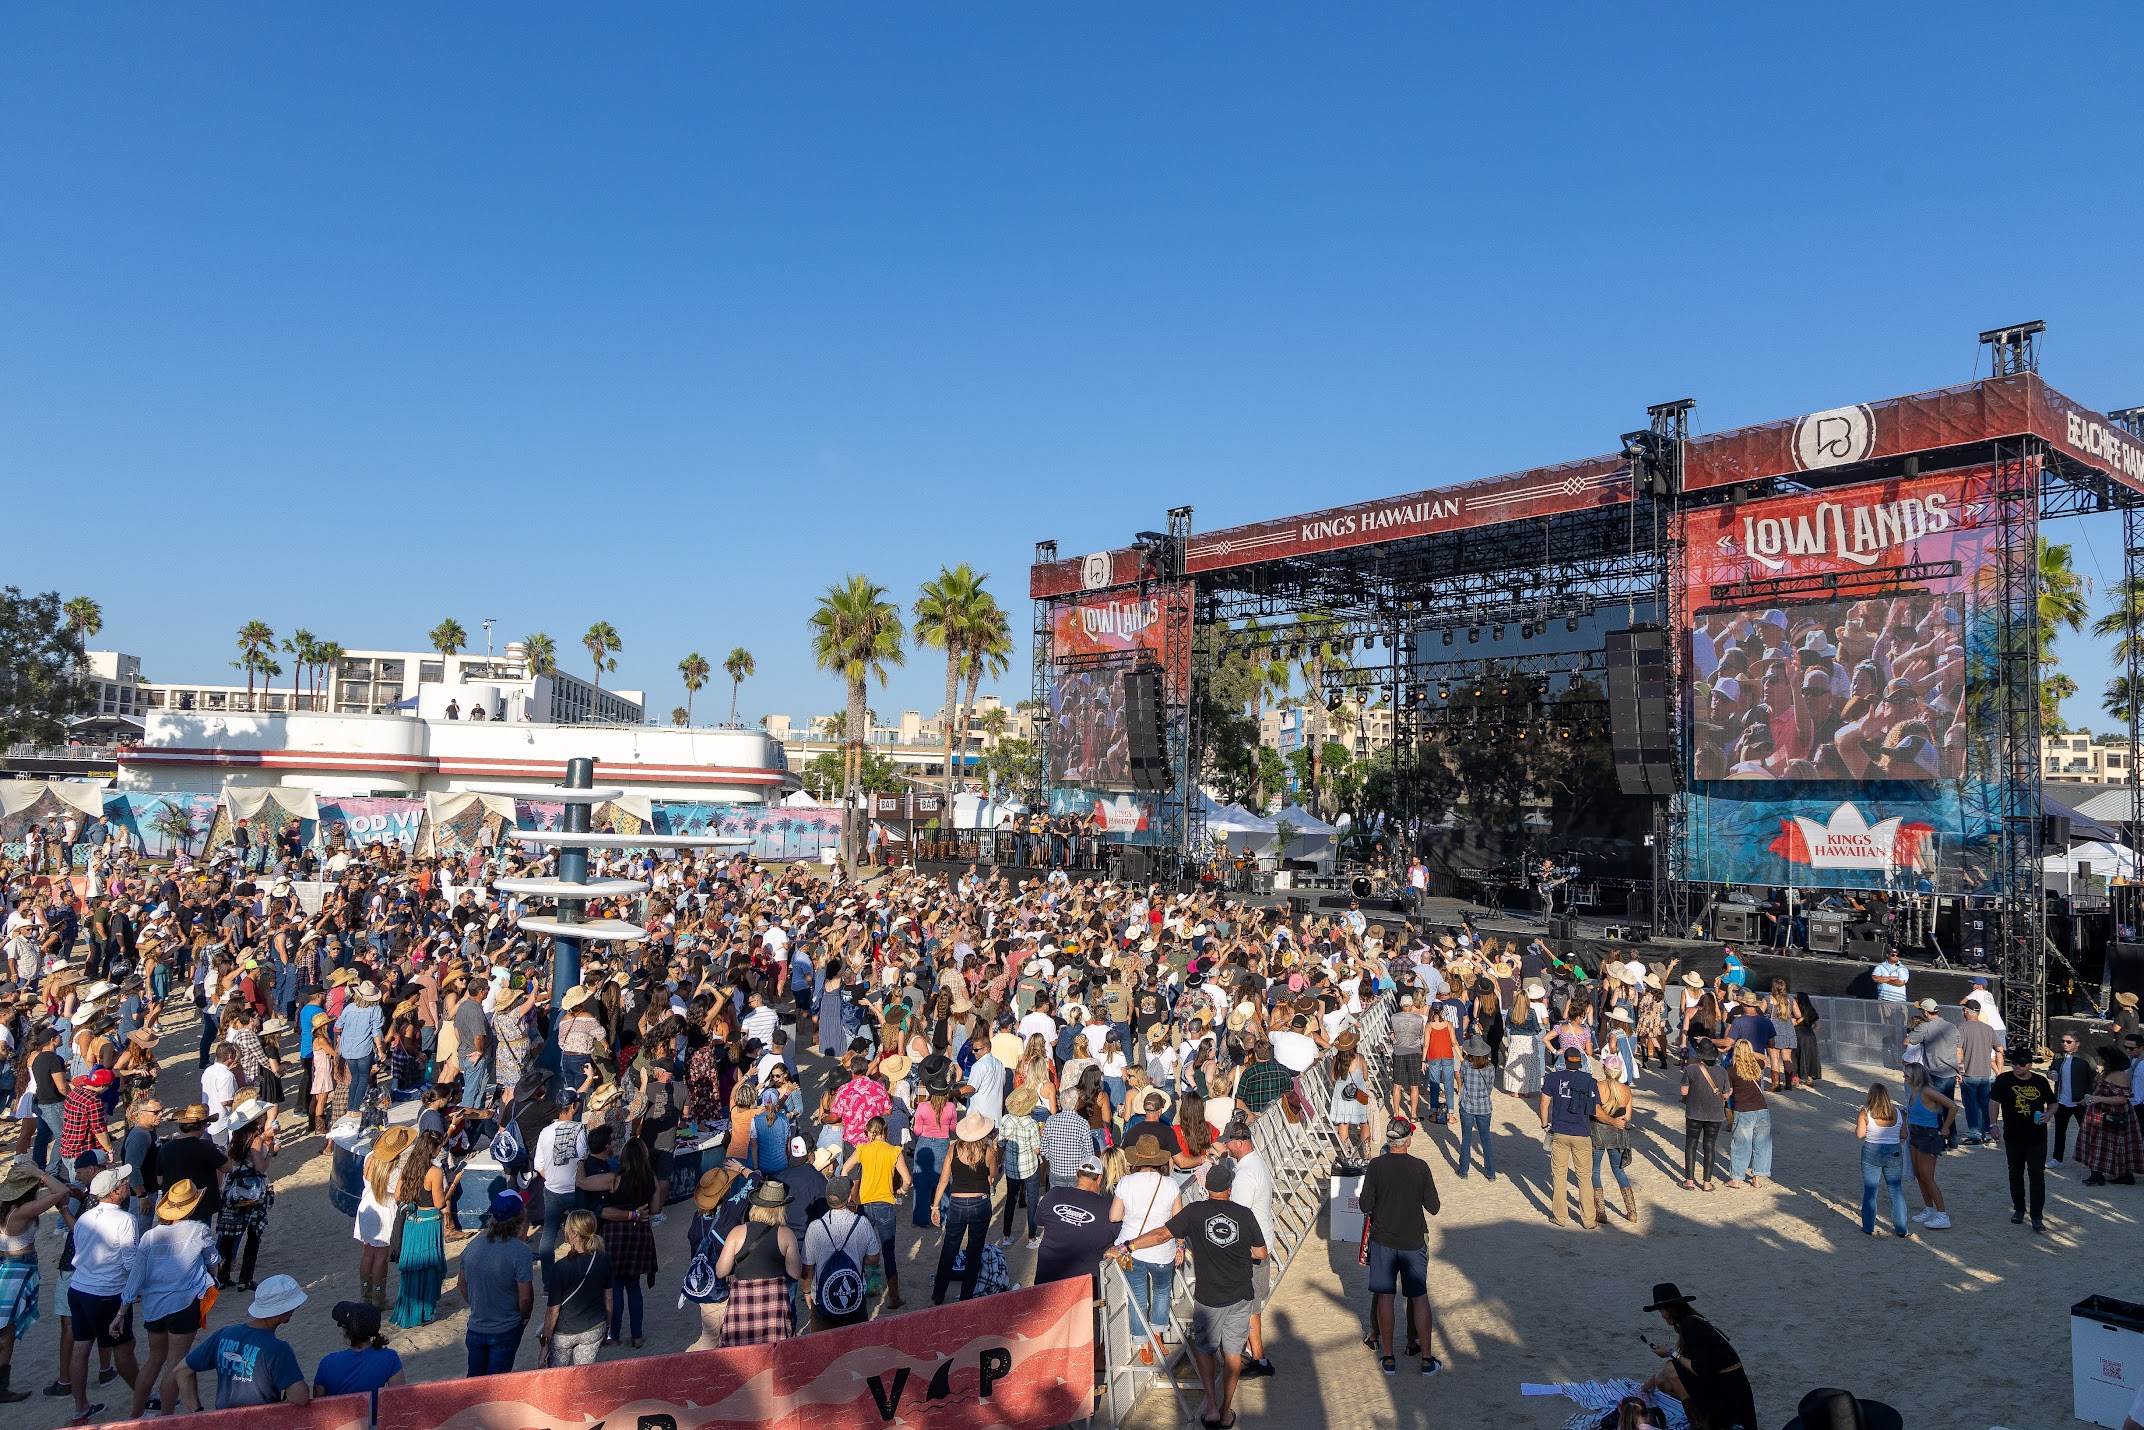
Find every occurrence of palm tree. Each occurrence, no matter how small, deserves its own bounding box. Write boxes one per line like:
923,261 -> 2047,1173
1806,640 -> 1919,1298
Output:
955,595 -> 1014,791
62,596 -> 102,642
2038,537 -> 2089,656
670,706 -> 690,727
430,618 -> 468,657
2103,674 -> 2140,729
724,647 -> 756,725
232,620 -> 277,711
978,704 -> 1010,745
810,575 -> 905,870
915,565 -> 988,796
283,629 -> 317,708
677,652 -> 711,725
583,622 -> 622,692
521,632 -> 559,678
314,640 -> 346,707
1291,611 -> 1352,818
2092,574 -> 2144,670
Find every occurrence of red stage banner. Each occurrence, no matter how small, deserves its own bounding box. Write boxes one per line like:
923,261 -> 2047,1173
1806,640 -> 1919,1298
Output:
95,1394 -> 370,1430
1048,586 -> 1194,701
374,1279 -> 1094,1430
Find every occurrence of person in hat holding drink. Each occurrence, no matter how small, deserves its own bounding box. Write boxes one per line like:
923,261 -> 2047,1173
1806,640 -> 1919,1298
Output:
1639,1282 -> 1755,1430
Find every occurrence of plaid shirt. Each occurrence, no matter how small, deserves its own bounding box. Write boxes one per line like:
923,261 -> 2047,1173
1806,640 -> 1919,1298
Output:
1000,1110 -> 1043,1179
1236,1059 -> 1293,1114
228,1026 -> 270,1083
58,1083 -> 105,1162
1458,1061 -> 1497,1116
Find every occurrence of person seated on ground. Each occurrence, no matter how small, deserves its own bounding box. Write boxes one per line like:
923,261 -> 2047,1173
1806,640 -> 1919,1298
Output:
1638,1282 -> 1755,1430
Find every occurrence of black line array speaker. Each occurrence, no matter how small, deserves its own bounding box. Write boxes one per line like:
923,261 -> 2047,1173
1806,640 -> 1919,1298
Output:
1605,625 -> 1677,797
1123,668 -> 1170,791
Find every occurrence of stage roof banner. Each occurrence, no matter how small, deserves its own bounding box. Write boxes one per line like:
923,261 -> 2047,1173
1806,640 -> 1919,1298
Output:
1029,373 -> 2144,599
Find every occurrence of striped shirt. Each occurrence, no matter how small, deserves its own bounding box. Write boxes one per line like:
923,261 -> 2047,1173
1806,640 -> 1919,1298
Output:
1040,1110 -> 1096,1181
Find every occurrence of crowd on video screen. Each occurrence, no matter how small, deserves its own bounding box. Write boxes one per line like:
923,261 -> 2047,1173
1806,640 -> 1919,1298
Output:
1046,668 -> 1131,787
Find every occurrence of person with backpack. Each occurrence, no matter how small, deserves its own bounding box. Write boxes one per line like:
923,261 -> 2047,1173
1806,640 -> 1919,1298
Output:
800,1176 -> 880,1331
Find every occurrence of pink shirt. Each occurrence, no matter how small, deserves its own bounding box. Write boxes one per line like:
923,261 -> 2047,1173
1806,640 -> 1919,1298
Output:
913,1098 -> 959,1140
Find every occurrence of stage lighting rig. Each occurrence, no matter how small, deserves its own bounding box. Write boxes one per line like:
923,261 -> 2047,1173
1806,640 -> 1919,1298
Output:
1978,320 -> 2045,377
1442,629 -> 1454,647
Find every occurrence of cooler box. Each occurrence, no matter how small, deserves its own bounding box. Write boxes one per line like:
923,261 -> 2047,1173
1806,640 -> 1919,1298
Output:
1328,1173 -> 1364,1244
2074,1294 -> 2144,1427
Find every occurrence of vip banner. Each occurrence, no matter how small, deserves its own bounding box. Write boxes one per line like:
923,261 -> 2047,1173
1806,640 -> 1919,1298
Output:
317,797 -> 426,854
95,1393 -> 370,1430
374,1278 -> 1093,1430
1681,468 -> 2002,892
654,802 -> 844,861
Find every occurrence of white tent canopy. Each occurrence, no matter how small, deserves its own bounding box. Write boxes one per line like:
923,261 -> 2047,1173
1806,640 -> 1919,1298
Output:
0,781 -> 111,820
780,791 -> 824,809
1270,804 -> 1338,870
952,792 -> 1025,829
2043,840 -> 2140,881
224,786 -> 319,824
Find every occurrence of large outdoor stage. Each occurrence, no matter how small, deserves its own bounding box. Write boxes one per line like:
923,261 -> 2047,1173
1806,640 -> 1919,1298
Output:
1029,328 -> 2144,1042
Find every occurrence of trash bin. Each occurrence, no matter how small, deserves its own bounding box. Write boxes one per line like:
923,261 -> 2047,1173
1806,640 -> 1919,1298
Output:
1329,1172 -> 1364,1244
2072,1294 -> 2144,1428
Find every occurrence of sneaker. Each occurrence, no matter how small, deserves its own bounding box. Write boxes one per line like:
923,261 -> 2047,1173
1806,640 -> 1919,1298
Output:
1421,1357 -> 1443,1377
1240,1357 -> 1275,1378
997,1236 -> 1016,1247
1923,1211 -> 1951,1230
650,1212 -> 666,1226
1380,1356 -> 1396,1376
43,1381 -> 71,1398
1025,1236 -> 1042,1250
2009,1211 -> 2025,1225
1910,1208 -> 1933,1224
2046,1157 -> 2062,1170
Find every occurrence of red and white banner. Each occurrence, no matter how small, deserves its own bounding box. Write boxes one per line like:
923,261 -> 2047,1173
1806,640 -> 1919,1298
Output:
374,1280 -> 1094,1430
96,1394 -> 370,1430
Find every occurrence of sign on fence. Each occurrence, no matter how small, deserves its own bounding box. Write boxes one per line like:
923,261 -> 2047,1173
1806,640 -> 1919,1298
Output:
374,1279 -> 1093,1430
96,1394 -> 371,1430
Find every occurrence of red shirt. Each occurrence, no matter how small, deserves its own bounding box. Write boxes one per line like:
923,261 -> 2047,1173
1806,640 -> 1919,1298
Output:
1425,1024 -> 1456,1061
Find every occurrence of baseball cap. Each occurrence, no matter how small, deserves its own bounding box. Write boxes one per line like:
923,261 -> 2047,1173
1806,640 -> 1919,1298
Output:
1915,998 -> 1939,1013
1076,1156 -> 1106,1178
489,1189 -> 525,1221
90,1164 -> 132,1198
1204,1156 -> 1237,1192
332,1300 -> 382,1340
1385,1116 -> 1416,1142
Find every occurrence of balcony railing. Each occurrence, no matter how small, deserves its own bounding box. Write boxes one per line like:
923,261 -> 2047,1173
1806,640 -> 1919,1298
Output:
6,743 -> 120,762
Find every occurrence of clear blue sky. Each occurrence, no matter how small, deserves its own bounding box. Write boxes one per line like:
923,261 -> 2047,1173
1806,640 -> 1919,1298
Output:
5,6 -> 2140,731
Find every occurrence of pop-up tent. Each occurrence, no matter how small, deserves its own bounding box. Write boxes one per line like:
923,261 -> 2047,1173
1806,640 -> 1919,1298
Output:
1271,804 -> 1339,869
1207,801 -> 1280,860
2043,839 -> 2140,890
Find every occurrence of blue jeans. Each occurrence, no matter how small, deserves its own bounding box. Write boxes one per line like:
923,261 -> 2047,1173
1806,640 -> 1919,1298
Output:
1122,1257 -> 1176,1340
1456,1110 -> 1494,1178
35,1102 -> 64,1176
1591,1145 -> 1630,1190
538,1188 -> 574,1262
1860,1143 -> 1907,1235
609,1276 -> 644,1340
1960,1076 -> 1994,1140
1423,1059 -> 1455,1118
932,1196 -> 991,1303
1728,1108 -> 1773,1181
461,1057 -> 492,1112
345,1053 -> 375,1116
911,1138 -> 948,1227
465,1325 -> 525,1376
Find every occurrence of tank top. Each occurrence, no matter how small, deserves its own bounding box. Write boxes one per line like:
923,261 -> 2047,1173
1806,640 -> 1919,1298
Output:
1862,1111 -> 1901,1146
1907,1093 -> 1942,1129
947,1151 -> 991,1196
733,1222 -> 788,1281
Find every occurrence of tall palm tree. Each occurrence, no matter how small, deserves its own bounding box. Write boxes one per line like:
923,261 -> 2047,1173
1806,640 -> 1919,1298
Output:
2103,674 -> 2140,729
583,622 -> 622,692
724,647 -> 756,725
2038,537 -> 2089,655
1291,611 -> 1352,817
314,640 -> 345,706
521,632 -> 559,678
2092,573 -> 2144,670
430,618 -> 468,657
915,565 -> 988,796
232,620 -> 277,711
677,652 -> 711,725
955,594 -> 1013,790
283,629 -> 316,708
62,596 -> 102,642
670,706 -> 690,727
978,704 -> 1010,744
810,575 -> 905,870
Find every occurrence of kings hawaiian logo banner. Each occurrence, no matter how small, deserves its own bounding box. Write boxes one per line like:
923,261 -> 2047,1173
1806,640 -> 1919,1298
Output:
1765,802 -> 1936,874
373,1279 -> 1093,1430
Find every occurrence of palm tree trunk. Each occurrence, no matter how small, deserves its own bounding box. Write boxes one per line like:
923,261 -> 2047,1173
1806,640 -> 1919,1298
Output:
942,653 -> 960,801
685,690 -> 694,724
846,678 -> 868,875
956,659 -> 983,797
730,679 -> 740,725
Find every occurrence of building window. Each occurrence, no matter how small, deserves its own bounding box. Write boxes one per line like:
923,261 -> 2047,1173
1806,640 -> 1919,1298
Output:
419,661 -> 444,684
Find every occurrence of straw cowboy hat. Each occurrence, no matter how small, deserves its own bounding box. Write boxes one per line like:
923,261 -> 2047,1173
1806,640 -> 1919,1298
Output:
877,1054 -> 912,1083
1125,1130 -> 1173,1168
1005,1086 -> 1039,1117
368,1125 -> 415,1166
174,1104 -> 212,1130
586,1082 -> 622,1114
749,1181 -> 793,1210
694,1167 -> 737,1213
307,1008 -> 333,1030
355,981 -> 381,1004
1682,972 -> 1704,989
0,1158 -> 43,1203
955,1112 -> 994,1142
560,985 -> 593,1011
157,1177 -> 204,1222
328,968 -> 358,988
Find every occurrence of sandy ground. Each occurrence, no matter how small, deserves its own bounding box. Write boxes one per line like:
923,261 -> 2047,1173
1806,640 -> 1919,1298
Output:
12,1000 -> 2136,1430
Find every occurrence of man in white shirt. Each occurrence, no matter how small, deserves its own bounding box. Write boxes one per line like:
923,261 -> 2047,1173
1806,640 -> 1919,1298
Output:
69,1164 -> 142,1416
740,989 -> 781,1051
1016,997 -> 1059,1048
533,1093 -> 589,1262
200,1046 -> 240,1149
1871,954 -> 1910,1068
1219,1120 -> 1278,1377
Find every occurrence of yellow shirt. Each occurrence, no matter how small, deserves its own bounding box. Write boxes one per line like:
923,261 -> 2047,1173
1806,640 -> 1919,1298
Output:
856,1140 -> 901,1206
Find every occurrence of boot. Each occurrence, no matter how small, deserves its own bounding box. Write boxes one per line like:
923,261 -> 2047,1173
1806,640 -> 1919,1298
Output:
1622,1185 -> 1639,1224
0,1366 -> 26,1403
1585,1189 -> 1602,1228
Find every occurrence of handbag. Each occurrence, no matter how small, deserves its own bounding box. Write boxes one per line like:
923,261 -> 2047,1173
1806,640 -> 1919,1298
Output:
387,1203 -> 408,1261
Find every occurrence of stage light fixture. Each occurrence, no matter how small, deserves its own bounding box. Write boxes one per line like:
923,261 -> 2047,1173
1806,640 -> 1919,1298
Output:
1471,682 -> 1483,697
1516,725 -> 1528,740
1520,622 -> 1534,639
1559,726 -> 1572,740
1437,683 -> 1449,700
1468,627 -> 1480,644
1442,629 -> 1454,647
1492,624 -> 1506,640
1499,682 -> 1510,697
1566,616 -> 1579,633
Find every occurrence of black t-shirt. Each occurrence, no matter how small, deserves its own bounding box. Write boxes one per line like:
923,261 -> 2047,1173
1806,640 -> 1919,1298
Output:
1034,1187 -> 1119,1286
544,1247 -> 613,1335
1990,1071 -> 2055,1138
1357,1151 -> 1441,1250
1163,1198 -> 1264,1307
31,1050 -> 67,1104
159,1136 -> 230,1221
1676,1313 -> 1757,1427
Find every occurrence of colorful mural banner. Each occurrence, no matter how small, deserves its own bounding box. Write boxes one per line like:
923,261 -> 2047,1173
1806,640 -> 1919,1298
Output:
111,792 -> 222,861
0,788 -> 109,867
1679,786 -> 1998,895
95,1393 -> 370,1430
317,797 -> 427,854
374,1278 -> 1092,1430
653,803 -> 843,861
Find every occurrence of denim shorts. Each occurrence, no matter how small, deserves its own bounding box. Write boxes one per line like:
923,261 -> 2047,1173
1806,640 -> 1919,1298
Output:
1908,1125 -> 1946,1157
1365,1242 -> 1428,1298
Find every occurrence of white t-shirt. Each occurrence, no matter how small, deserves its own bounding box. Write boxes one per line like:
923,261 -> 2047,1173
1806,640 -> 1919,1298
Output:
802,1208 -> 875,1273
1113,1169 -> 1182,1266
1231,1150 -> 1276,1249
1017,1011 -> 1058,1046
201,1063 -> 238,1134
537,1120 -> 589,1194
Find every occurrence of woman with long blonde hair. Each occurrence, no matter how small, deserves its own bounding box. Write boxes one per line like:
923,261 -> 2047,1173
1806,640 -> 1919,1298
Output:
1503,986 -> 1543,1097
1856,1082 -> 1909,1236
1722,1040 -> 1772,1189
1903,1063 -> 1959,1228
352,1125 -> 413,1309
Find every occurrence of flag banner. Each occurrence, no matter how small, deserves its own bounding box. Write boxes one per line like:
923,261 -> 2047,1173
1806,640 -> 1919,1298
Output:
95,1394 -> 370,1430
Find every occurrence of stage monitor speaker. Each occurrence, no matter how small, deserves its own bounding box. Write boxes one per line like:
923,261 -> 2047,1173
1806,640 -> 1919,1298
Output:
1123,668 -> 1170,791
1548,915 -> 1575,941
1119,846 -> 1153,882
1807,912 -> 1851,954
1846,922 -> 1888,956
1712,904 -> 1758,942
2042,814 -> 2072,848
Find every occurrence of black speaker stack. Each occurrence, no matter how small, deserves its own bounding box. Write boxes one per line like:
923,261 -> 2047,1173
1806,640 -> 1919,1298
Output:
1123,668 -> 1170,792
1711,903 -> 1759,943
1605,625 -> 1677,797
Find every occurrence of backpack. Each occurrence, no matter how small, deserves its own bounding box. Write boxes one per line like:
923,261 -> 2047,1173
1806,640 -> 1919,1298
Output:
810,1212 -> 872,1325
488,1120 -> 525,1166
678,1173 -> 758,1306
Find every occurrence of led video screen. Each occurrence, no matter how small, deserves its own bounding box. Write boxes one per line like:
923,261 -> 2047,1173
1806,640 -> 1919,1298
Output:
1045,669 -> 1130,788
1690,590 -> 1966,782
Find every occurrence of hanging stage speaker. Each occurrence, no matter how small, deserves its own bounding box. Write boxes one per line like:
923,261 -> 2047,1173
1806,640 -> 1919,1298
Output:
1123,668 -> 1170,792
1605,625 -> 1677,796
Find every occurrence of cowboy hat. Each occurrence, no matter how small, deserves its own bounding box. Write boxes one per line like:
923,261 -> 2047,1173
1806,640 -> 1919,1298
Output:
327,968 -> 358,987
307,1008 -> 332,1029
157,1177 -> 204,1222
0,1158 -> 43,1203
1461,1034 -> 1490,1058
368,1125 -> 415,1166
1682,972 -> 1703,988
81,981 -> 116,1002
174,1104 -> 211,1129
1642,1282 -> 1698,1312
989,1031 -> 1024,1065
560,985 -> 593,1011
917,1053 -> 955,1092
1778,1387 -> 1904,1430
1125,1130 -> 1172,1168
877,1053 -> 912,1082
586,1082 -> 621,1113
260,1017 -> 291,1037
749,1181 -> 793,1209
694,1167 -> 737,1212
1645,973 -> 1664,990
226,1098 -> 270,1133
1005,1086 -> 1039,1117
355,981 -> 381,1003
1523,983 -> 1547,1001
955,1112 -> 994,1142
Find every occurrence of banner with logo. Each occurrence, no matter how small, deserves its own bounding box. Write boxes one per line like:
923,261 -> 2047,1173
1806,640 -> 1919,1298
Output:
373,1279 -> 1092,1430
317,796 -> 427,854
1680,468 -> 2002,892
1048,584 -> 1193,701
97,1394 -> 370,1430
1048,786 -> 1159,840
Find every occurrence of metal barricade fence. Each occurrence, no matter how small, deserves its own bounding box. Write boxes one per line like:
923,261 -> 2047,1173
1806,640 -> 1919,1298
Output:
1094,995 -> 1394,1427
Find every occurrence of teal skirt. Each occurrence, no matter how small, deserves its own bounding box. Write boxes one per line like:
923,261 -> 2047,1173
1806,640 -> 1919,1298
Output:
392,1207 -> 445,1327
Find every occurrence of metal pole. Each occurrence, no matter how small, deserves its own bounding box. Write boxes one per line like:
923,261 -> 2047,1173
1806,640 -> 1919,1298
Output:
553,756 -> 593,1010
